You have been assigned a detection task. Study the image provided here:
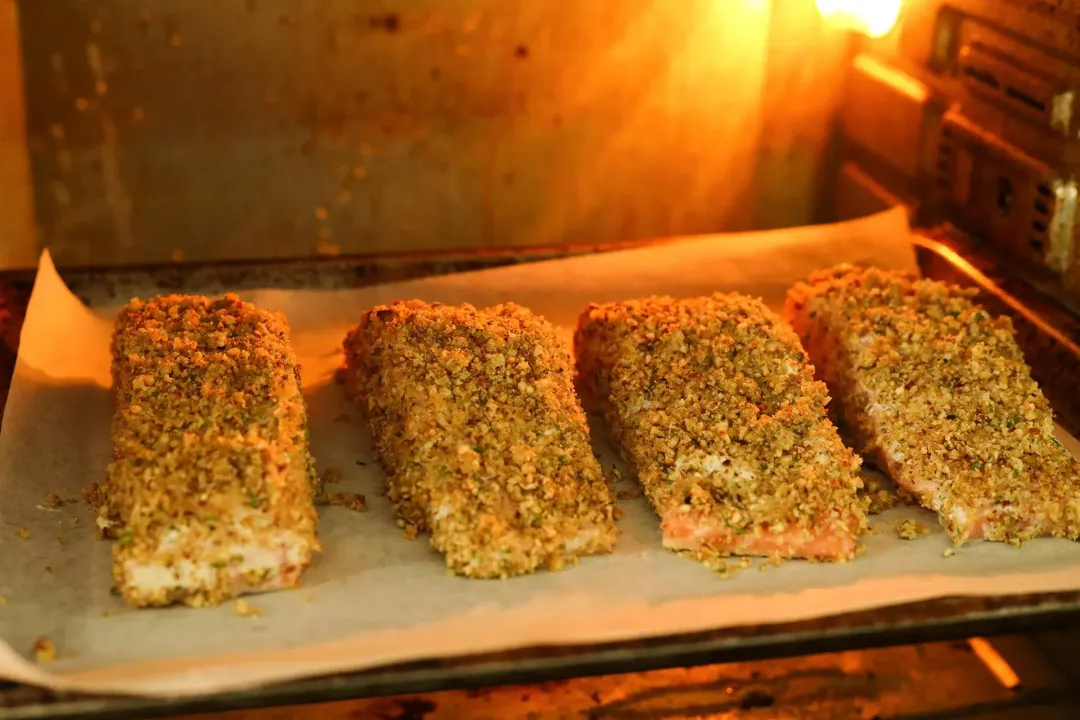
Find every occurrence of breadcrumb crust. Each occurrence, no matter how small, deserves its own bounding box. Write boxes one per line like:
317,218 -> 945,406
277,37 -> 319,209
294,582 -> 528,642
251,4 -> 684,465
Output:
574,292 -> 868,567
787,264 -> 1080,545
106,294 -> 320,607
343,300 -> 617,578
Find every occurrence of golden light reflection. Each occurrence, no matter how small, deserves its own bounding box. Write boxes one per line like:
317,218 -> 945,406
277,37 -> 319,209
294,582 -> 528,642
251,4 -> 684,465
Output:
815,0 -> 902,38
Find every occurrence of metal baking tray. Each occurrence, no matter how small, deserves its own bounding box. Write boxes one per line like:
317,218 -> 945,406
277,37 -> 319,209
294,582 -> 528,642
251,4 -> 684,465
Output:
1,232 -> 1078,720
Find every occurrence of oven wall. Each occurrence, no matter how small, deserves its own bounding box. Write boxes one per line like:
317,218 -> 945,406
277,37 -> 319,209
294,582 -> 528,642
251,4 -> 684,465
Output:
0,0 -> 35,270
2,0 -> 848,268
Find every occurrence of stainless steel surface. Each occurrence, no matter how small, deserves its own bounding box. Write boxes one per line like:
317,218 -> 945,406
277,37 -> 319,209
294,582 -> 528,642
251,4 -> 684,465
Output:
14,0 -> 804,267
839,0 -> 1080,303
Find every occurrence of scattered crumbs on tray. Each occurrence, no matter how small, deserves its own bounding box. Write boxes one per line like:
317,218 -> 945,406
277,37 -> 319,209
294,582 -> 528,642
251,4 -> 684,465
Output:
402,523 -> 419,541
70,516 -> 80,527
615,487 -> 643,501
301,595 -> 312,604
234,599 -> 262,618
37,492 -> 79,512
757,553 -> 788,573
858,476 -> 900,515
33,637 -> 56,663
711,556 -> 755,580
355,459 -> 369,467
327,491 -> 367,513
321,466 -> 344,486
0,594 -> 6,606
333,412 -> 351,423
896,519 -> 930,540
15,527 -> 29,540
943,547 -> 956,558
56,536 -> 66,546
44,566 -> 53,574
612,506 -> 625,522
82,482 -> 106,511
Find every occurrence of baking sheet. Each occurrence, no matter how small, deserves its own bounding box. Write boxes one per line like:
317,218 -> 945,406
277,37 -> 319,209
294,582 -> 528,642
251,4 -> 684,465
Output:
3,207 -> 1080,698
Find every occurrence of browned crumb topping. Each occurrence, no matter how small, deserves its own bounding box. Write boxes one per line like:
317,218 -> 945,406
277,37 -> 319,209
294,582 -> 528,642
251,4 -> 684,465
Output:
895,519 -> 929,540
344,300 -> 617,578
234,599 -> 261,618
105,294 -> 320,608
574,293 -> 868,565
33,637 -> 56,663
787,264 -> 1080,544
15,527 -> 29,540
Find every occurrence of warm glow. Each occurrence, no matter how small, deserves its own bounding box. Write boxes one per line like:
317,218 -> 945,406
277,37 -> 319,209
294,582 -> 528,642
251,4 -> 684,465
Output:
968,638 -> 1021,690
815,0 -> 902,38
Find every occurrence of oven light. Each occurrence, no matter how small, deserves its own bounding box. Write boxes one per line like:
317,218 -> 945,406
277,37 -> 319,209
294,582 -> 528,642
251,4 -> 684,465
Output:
815,0 -> 902,38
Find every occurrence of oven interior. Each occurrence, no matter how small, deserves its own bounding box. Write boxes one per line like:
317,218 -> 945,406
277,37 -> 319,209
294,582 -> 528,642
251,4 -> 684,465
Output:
1,0 -> 1080,718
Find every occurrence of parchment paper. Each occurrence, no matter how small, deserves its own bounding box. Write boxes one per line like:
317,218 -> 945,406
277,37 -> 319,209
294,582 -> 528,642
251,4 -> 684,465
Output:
3,207 -> 1080,698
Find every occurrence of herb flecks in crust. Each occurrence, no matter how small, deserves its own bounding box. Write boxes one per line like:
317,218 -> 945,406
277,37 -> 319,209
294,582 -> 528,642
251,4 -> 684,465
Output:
105,294 -> 320,608
574,293 -> 868,567
343,301 -> 617,578
787,264 -> 1080,545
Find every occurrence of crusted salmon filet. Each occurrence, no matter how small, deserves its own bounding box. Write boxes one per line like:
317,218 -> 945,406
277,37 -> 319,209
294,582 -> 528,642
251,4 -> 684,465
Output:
104,294 -> 320,608
343,301 -> 616,578
786,264 -> 1080,545
574,294 -> 868,567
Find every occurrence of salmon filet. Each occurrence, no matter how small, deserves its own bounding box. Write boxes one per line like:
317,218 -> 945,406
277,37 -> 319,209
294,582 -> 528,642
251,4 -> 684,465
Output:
343,301 -> 616,578
105,294 -> 321,608
786,264 -> 1080,545
574,293 -> 868,567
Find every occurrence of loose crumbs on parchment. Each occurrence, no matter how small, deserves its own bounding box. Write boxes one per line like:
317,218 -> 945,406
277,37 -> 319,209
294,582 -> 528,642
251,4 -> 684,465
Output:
896,519 -> 930,540
15,527 -> 29,540
0,594 -> 6,606
313,465 -> 345,498
321,466 -> 344,486
859,477 -> 900,515
234,599 -> 262,618
38,493 -> 78,511
943,547 -> 956,558
327,492 -> 367,513
33,638 -> 56,663
82,483 -> 106,511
